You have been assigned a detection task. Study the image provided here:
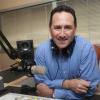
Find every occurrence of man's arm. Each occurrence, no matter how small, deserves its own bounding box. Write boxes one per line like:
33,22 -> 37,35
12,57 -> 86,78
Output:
79,45 -> 100,96
35,82 -> 90,99
36,83 -> 54,98
34,46 -> 64,89
62,45 -> 100,97
34,72 -> 91,99
62,79 -> 90,94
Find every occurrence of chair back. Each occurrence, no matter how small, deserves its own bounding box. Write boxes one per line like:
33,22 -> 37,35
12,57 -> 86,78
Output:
94,45 -> 100,64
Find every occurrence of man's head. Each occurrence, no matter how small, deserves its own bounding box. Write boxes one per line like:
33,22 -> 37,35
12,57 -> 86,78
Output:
49,5 -> 77,49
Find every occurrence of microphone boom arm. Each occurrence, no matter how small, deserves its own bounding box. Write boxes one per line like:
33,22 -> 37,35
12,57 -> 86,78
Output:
0,30 -> 17,59
0,30 -> 36,75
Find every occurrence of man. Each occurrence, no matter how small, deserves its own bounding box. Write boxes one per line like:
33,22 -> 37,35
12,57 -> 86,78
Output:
34,5 -> 100,99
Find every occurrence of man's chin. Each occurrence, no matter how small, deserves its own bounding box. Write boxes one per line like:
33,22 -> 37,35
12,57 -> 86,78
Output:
57,44 -> 68,49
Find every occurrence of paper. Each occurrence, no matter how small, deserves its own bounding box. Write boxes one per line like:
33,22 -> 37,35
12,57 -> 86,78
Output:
0,93 -> 62,100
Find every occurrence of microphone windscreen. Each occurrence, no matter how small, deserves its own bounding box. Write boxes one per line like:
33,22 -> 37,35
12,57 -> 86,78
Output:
31,66 -> 46,75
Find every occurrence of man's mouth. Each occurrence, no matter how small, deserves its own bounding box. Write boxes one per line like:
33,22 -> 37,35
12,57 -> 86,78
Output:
57,39 -> 68,44
58,38 -> 68,41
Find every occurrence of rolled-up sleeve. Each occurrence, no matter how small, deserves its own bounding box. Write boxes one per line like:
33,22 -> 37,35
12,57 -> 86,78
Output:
35,74 -> 64,88
53,89 -> 83,99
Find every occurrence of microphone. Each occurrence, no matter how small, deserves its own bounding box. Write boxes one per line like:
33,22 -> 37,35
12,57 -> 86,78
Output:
31,66 -> 46,75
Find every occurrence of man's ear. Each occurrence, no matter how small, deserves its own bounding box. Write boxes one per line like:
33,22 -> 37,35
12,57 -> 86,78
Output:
49,27 -> 52,33
73,27 -> 77,34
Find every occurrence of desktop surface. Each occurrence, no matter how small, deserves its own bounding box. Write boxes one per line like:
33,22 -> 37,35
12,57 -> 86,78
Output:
0,86 -> 100,100
0,68 -> 27,83
0,93 -> 62,100
0,69 -> 100,100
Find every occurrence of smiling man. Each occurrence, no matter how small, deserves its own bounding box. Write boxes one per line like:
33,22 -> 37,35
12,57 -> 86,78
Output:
34,5 -> 100,99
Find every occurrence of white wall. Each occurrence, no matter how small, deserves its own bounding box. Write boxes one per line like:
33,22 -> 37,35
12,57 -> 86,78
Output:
0,3 -> 52,48
0,0 -> 100,48
60,0 -> 100,44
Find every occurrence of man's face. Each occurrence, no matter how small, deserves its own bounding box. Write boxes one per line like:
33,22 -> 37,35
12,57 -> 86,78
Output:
49,12 -> 76,49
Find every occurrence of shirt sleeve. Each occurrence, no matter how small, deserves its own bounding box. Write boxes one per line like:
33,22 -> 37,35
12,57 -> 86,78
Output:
34,46 -> 64,88
53,89 -> 84,99
35,74 -> 64,88
80,44 -> 100,96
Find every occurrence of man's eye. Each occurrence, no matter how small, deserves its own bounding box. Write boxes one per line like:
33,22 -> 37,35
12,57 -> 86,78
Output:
64,26 -> 72,29
54,26 -> 61,29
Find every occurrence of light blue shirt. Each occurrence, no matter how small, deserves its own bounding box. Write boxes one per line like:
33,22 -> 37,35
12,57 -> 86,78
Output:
34,36 -> 100,99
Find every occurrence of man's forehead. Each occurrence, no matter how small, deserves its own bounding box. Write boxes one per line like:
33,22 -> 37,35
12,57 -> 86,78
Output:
52,12 -> 74,25
52,12 -> 74,20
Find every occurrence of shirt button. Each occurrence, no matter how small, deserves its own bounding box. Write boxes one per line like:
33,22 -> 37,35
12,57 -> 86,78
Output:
63,71 -> 66,74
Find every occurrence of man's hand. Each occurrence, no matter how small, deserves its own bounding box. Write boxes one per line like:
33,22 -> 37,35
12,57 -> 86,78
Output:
62,79 -> 90,94
36,83 -> 54,98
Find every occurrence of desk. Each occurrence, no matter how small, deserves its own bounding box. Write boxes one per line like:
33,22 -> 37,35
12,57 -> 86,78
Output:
0,69 -> 27,83
0,93 -> 61,100
0,86 -> 100,100
0,69 -> 100,100
0,68 -> 36,98
0,86 -> 36,97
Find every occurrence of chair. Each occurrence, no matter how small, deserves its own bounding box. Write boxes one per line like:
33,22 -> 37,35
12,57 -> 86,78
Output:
94,45 -> 100,95
94,45 -> 100,64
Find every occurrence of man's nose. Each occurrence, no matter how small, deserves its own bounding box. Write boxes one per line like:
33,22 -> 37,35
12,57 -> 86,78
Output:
60,28 -> 65,36
59,28 -> 66,39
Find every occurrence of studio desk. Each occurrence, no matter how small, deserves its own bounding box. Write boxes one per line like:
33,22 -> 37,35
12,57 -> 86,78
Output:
0,68 -> 36,95
0,68 -> 100,100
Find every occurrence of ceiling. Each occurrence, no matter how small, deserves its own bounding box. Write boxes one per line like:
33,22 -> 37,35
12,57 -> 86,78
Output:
0,0 -> 55,12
